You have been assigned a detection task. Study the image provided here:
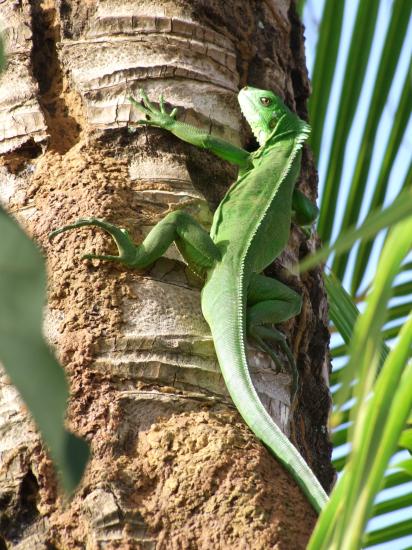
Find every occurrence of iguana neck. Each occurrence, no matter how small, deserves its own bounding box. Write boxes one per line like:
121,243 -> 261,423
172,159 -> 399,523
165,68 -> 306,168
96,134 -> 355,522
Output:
253,114 -> 310,153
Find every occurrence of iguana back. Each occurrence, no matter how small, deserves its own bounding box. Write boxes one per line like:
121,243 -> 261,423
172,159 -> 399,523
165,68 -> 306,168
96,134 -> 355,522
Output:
210,132 -> 301,274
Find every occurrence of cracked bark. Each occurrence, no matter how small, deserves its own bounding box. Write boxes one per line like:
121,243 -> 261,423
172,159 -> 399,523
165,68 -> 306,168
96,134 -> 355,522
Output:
0,1 -> 334,548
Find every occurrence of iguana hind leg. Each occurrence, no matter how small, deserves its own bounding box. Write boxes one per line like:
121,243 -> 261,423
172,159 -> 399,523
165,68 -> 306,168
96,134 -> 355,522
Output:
246,272 -> 302,374
49,211 -> 220,271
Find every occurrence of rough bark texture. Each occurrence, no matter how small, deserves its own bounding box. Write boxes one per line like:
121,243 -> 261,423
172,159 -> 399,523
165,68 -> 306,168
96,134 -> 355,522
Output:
0,0 -> 333,548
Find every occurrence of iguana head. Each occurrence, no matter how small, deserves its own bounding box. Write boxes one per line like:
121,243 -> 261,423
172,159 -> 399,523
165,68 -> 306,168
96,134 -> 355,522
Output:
238,86 -> 305,146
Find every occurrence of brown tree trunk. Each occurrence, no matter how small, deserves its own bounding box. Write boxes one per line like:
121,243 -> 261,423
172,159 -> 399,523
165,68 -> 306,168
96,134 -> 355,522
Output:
0,1 -> 333,548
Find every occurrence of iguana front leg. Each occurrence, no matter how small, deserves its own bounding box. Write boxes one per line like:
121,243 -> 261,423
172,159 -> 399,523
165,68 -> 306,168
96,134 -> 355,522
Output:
130,90 -> 252,168
132,91 -> 316,215
49,211 -> 220,272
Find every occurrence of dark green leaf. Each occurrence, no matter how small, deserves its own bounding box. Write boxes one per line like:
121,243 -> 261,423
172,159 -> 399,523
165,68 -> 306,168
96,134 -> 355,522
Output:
387,301 -> 412,324
300,189 -> 412,272
391,458 -> 412,477
309,219 -> 412,549
373,491 -> 412,517
364,518 -> 412,547
391,281 -> 412,298
316,0 -> 380,241
332,1 -> 412,280
332,426 -> 350,448
308,0 -> 344,161
0,208 -> 89,493
351,60 -> 412,293
296,0 -> 306,18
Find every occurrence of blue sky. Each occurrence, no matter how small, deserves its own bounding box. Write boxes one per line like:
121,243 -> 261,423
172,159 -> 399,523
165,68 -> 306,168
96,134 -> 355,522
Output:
305,0 -> 412,292
302,1 -> 412,548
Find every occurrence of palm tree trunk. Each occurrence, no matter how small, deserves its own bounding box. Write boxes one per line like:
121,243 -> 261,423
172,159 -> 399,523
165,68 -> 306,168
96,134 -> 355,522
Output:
0,0 -> 333,548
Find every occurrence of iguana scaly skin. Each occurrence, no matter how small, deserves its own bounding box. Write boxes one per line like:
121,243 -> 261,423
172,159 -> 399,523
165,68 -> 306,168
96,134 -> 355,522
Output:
50,87 -> 328,512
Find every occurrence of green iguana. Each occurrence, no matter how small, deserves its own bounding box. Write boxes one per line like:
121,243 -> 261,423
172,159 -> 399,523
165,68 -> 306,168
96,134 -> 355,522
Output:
50,87 -> 328,512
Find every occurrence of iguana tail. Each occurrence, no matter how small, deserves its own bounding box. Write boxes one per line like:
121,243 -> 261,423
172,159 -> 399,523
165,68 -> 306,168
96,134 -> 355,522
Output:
201,267 -> 329,513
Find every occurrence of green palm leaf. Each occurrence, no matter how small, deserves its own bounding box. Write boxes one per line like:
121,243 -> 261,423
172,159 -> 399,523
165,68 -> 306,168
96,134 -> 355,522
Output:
304,0 -> 412,547
0,208 -> 90,493
351,63 -> 412,293
308,0 -> 344,162
299,189 -> 412,273
331,0 -> 411,281
308,220 -> 412,549
315,0 -> 380,241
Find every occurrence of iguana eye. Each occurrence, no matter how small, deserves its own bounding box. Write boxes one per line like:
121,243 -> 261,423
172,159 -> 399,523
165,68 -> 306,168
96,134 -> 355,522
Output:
260,97 -> 272,106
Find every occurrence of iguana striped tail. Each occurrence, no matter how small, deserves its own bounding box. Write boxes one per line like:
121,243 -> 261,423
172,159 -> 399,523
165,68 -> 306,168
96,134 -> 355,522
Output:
202,270 -> 329,513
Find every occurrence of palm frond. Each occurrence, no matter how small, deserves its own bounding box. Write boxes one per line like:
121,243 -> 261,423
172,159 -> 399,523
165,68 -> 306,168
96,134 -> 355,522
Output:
304,0 -> 412,546
308,0 -> 344,161
0,208 -> 90,493
351,62 -> 412,294
315,0 -> 380,241
331,0 -> 412,281
308,219 -> 412,549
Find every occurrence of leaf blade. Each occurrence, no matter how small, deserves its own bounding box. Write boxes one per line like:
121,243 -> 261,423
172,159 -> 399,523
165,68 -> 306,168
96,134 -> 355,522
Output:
332,0 -> 412,280
316,0 -> 380,241
300,189 -> 412,272
0,208 -> 89,493
308,0 -> 345,161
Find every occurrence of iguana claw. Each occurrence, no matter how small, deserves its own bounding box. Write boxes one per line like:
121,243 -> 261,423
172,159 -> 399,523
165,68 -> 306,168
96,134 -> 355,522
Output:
49,218 -> 137,265
81,253 -> 122,262
129,90 -> 177,129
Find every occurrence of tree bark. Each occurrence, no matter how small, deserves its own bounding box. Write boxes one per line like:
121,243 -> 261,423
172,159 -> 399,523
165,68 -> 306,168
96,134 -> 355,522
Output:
0,0 -> 333,548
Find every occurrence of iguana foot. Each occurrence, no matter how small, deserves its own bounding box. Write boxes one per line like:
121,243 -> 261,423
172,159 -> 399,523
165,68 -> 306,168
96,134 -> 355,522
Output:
248,324 -> 296,373
248,324 -> 299,413
246,272 -> 301,400
257,325 -> 296,372
129,89 -> 178,129
49,218 -> 138,265
247,324 -> 283,372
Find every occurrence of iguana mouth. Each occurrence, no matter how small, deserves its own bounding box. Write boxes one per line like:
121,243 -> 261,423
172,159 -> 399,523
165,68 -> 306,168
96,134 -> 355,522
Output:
237,87 -> 255,118
238,88 -> 269,145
